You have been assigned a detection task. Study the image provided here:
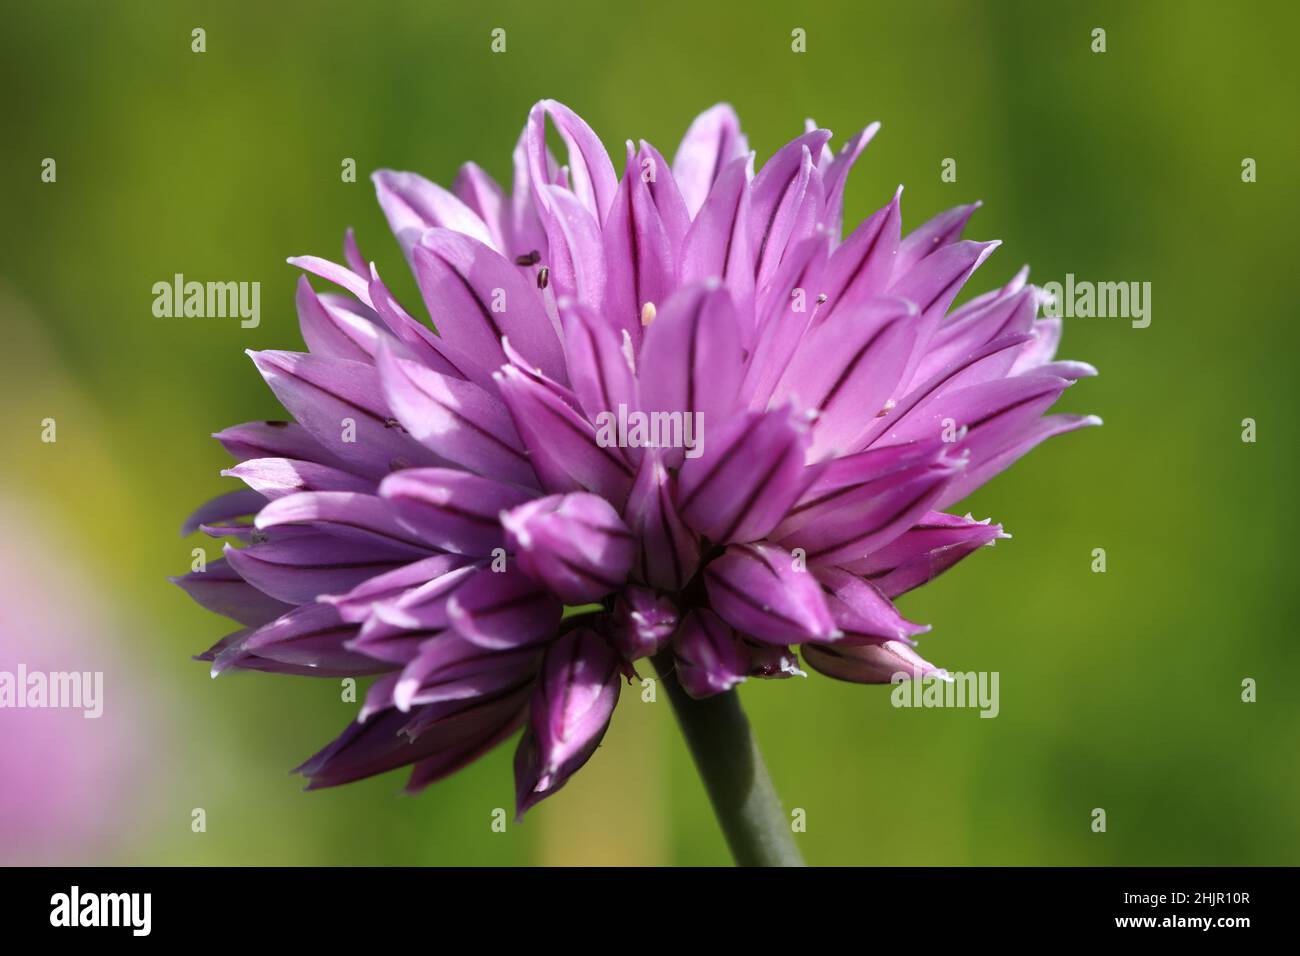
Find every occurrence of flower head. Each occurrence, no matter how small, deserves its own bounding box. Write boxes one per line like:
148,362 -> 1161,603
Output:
177,100 -> 1097,815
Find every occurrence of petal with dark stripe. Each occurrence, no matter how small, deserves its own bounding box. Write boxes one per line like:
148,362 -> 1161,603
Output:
373,169 -> 497,256
602,140 -> 688,337
677,405 -> 812,545
815,188 -> 901,326
501,493 -> 635,603
223,533 -> 414,605
525,100 -> 619,224
672,609 -> 750,699
821,123 -> 880,240
254,491 -> 436,557
637,281 -> 745,466
679,155 -> 756,334
249,349 -> 442,478
840,511 -> 1005,597
672,103 -> 748,217
703,542 -> 838,644
171,557 -> 294,627
514,628 -> 621,816
749,130 -> 831,290
772,296 -> 920,457
624,450 -> 699,591
775,451 -> 962,567
381,467 -> 535,556
559,299 -> 637,426
445,565 -> 563,650
411,228 -> 564,381
377,345 -> 538,489
815,567 -> 930,643
803,640 -> 945,684
222,457 -> 374,500
494,363 -> 634,507
295,275 -> 383,362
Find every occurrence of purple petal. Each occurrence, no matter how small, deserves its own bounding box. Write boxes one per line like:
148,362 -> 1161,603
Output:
298,688 -> 530,791
602,140 -> 685,336
376,344 -> 538,488
894,202 -> 982,276
704,542 -> 838,644
222,457 -> 374,500
803,639 -> 944,684
879,370 -> 1073,452
672,609 -> 750,698
348,562 -> 481,664
679,155 -> 756,333
501,493 -> 635,603
558,299 -> 638,426
1008,317 -> 1062,374
608,587 -> 678,662
410,228 -> 565,383
672,103 -> 748,217
321,553 -> 471,625
214,420 -> 347,468
815,567 -> 930,643
821,123 -> 880,240
841,511 -> 1005,597
372,169 -> 497,256
514,627 -> 621,816
742,236 -> 829,407
214,603 -> 381,677
295,276 -> 382,362
394,634 -> 539,712
494,363 -> 635,506
172,557 -> 294,627
446,565 -> 563,650
888,238 -> 1000,325
749,130 -> 832,290
254,491 -> 435,556
223,533 -> 414,605
677,405 -> 813,545
913,287 -> 1039,384
452,162 -> 510,252
180,488 -> 264,536
775,448 -> 962,567
537,184 -> 607,321
624,450 -> 699,591
858,331 -> 1037,449
637,281 -> 745,466
772,296 -> 921,457
937,412 -> 1102,509
381,467 -> 535,556
525,100 -> 619,224
248,349 -> 442,478
363,263 -> 476,382
816,188 -> 902,325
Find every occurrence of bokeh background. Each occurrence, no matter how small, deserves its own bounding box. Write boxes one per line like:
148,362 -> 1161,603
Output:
2,0 -> 1297,866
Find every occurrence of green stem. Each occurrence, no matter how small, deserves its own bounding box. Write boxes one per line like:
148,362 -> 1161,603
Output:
653,652 -> 806,867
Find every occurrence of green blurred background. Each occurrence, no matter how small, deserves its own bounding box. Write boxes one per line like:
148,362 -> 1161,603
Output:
2,0 -> 1297,865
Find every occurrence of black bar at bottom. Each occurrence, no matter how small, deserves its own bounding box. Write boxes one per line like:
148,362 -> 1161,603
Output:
0,866 -> 1278,940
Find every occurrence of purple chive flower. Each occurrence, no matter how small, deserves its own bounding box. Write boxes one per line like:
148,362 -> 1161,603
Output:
178,99 -> 1097,820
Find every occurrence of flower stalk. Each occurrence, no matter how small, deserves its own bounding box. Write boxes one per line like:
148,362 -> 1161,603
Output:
653,652 -> 805,867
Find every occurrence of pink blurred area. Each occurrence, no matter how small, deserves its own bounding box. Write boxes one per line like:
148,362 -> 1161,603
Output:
0,499 -> 153,864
